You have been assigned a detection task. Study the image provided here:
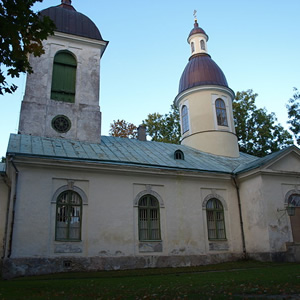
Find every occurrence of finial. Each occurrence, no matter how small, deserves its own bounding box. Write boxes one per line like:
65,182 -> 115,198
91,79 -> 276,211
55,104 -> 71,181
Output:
193,9 -> 197,22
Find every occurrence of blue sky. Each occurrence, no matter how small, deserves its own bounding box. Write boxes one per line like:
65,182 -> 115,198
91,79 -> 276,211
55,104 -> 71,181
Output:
1,0 -> 299,157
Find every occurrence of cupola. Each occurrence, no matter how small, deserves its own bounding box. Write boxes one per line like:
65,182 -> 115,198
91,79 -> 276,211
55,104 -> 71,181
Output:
174,16 -> 239,158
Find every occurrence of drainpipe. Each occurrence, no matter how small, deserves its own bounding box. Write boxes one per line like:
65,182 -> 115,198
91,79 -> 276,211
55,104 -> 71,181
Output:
7,157 -> 19,258
232,175 -> 247,259
1,171 -> 12,260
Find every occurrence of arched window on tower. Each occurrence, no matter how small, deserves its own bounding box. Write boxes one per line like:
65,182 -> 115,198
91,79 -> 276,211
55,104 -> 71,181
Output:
215,99 -> 228,126
191,42 -> 195,53
181,105 -> 189,133
51,51 -> 77,103
200,40 -> 205,50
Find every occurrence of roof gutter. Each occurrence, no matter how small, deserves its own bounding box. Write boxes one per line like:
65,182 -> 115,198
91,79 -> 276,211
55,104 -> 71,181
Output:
232,174 -> 247,259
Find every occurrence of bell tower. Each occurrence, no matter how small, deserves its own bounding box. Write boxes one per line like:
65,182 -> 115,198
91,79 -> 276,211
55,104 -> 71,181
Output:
174,15 -> 239,157
18,0 -> 108,143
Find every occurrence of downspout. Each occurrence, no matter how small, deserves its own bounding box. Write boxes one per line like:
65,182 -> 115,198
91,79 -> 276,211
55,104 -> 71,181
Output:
7,157 -> 19,258
1,171 -> 12,260
232,174 -> 247,259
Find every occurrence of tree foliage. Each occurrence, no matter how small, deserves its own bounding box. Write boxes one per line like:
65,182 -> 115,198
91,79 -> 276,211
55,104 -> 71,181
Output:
233,90 -> 293,157
109,119 -> 138,139
0,0 -> 55,95
286,88 -> 300,145
143,104 -> 180,144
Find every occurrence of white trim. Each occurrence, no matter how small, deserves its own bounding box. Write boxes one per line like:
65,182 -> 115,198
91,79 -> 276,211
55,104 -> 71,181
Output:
174,85 -> 235,108
133,189 -> 164,207
51,185 -> 88,205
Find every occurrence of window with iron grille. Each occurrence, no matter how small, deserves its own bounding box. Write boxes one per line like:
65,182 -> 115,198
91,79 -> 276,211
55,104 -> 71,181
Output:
138,195 -> 161,241
181,105 -> 189,133
51,51 -> 77,103
215,99 -> 228,126
56,190 -> 82,241
206,198 -> 226,240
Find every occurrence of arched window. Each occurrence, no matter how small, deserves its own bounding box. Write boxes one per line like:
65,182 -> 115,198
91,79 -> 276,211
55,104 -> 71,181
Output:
181,105 -> 189,133
206,198 -> 226,240
215,99 -> 228,126
51,51 -> 77,103
288,194 -> 300,207
200,40 -> 205,50
138,195 -> 161,241
191,42 -> 195,53
174,149 -> 184,160
56,190 -> 82,241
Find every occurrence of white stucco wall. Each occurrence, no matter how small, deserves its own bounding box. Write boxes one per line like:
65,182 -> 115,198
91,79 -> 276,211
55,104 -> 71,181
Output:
238,152 -> 300,255
8,159 -> 243,259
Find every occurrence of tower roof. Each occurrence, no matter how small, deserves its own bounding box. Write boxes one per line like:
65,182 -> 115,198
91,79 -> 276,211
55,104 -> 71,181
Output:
40,0 -> 103,41
178,54 -> 228,94
188,20 -> 208,41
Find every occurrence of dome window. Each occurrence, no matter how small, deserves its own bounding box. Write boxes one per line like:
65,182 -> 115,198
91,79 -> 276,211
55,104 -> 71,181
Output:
191,42 -> 195,53
215,99 -> 228,126
174,150 -> 184,160
181,105 -> 189,133
200,40 -> 205,50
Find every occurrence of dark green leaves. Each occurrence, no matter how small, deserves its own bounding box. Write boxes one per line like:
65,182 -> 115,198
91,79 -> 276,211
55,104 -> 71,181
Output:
0,0 -> 55,94
286,88 -> 300,145
233,90 -> 293,157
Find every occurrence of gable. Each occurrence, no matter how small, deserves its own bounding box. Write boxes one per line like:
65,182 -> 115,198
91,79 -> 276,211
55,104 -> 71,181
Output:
266,151 -> 300,173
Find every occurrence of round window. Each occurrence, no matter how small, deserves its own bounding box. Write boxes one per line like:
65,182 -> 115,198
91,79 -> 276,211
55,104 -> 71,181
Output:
52,115 -> 71,133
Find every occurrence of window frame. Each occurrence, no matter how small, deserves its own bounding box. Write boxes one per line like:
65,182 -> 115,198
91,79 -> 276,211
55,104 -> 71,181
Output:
55,190 -> 82,242
181,105 -> 189,133
51,51 -> 77,103
138,194 -> 161,241
200,40 -> 205,50
206,198 -> 226,240
215,98 -> 228,126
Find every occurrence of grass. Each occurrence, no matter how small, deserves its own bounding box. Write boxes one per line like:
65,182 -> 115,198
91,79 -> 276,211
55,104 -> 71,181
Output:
0,260 -> 299,299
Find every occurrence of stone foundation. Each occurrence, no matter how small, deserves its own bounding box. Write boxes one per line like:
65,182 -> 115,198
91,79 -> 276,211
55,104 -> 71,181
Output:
2,253 -> 242,279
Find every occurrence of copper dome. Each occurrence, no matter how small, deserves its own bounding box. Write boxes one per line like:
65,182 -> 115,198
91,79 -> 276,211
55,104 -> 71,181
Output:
188,21 -> 208,41
178,54 -> 228,94
40,1 -> 103,41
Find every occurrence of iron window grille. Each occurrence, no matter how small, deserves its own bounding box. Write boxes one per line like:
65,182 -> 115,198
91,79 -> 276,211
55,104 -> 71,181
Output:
206,198 -> 226,240
138,195 -> 161,241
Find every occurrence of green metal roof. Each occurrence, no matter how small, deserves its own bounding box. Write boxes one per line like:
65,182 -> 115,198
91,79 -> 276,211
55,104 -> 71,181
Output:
7,134 -> 282,174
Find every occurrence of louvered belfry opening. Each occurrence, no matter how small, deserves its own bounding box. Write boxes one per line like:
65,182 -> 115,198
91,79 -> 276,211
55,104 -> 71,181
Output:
138,195 -> 161,241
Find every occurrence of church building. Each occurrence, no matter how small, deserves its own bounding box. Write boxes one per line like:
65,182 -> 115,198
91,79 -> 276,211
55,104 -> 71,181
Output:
0,0 -> 299,278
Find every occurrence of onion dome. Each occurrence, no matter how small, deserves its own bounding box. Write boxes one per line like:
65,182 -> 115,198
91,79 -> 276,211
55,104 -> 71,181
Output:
178,54 -> 228,94
178,20 -> 228,94
40,0 -> 103,41
188,20 -> 208,41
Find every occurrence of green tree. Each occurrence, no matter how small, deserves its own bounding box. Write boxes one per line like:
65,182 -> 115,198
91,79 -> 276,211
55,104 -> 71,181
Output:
0,0 -> 55,95
286,88 -> 300,145
233,90 -> 293,157
109,119 -> 138,138
143,104 -> 180,144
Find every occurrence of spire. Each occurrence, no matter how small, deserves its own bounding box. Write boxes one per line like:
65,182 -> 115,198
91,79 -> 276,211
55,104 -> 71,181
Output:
193,9 -> 198,24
